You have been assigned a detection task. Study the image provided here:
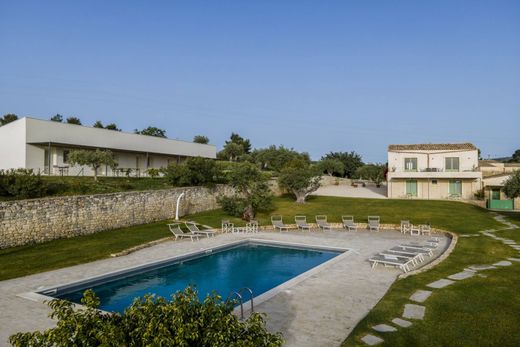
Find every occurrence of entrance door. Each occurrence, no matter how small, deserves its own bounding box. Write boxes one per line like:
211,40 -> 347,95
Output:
491,189 -> 501,200
449,180 -> 462,197
406,180 -> 417,197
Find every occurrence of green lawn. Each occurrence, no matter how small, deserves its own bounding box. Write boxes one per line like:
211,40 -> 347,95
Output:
1,196 -> 518,346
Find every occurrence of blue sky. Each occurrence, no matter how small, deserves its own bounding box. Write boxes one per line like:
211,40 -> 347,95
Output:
1,1 -> 519,162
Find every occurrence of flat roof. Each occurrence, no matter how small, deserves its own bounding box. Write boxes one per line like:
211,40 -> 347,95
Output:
388,143 -> 477,151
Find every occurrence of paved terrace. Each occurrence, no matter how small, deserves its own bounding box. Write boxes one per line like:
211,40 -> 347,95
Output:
0,229 -> 449,347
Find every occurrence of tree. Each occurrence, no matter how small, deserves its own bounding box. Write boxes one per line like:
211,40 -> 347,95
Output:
105,123 -> 121,131
135,126 -> 167,138
162,157 -> 219,186
68,149 -> 117,181
50,114 -> 63,122
9,287 -> 283,347
219,142 -> 245,162
318,158 -> 345,176
93,120 -> 104,128
225,132 -> 252,154
510,149 -> 520,163
321,151 -> 363,178
193,135 -> 210,144
355,164 -> 386,187
278,160 -> 321,203
251,145 -> 310,172
503,170 -> 520,199
66,116 -> 82,125
219,163 -> 273,221
0,113 -> 18,126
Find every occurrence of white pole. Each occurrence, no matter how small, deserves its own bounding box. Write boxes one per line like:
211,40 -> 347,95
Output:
175,192 -> 185,221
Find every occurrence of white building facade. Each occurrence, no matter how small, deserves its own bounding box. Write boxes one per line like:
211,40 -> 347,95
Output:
0,117 -> 216,177
387,143 -> 482,200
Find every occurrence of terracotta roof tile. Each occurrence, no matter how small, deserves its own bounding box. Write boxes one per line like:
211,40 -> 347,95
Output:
388,143 -> 477,151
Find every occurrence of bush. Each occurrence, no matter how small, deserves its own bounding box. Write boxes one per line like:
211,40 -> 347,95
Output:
219,195 -> 246,217
145,168 -> 160,178
162,157 -> 221,187
10,287 -> 283,347
0,169 -> 48,199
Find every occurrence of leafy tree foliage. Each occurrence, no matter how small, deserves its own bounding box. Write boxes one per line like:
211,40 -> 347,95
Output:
278,160 -> 321,203
321,151 -> 363,178
10,287 -> 283,347
50,114 -> 63,122
68,149 -> 117,181
0,113 -> 18,126
251,145 -> 311,172
145,168 -> 160,178
225,132 -> 252,154
93,120 -> 104,128
193,135 -> 210,144
355,164 -> 386,186
162,157 -> 220,186
105,123 -> 121,131
318,158 -> 345,176
219,142 -> 245,162
511,149 -> 520,163
0,169 -> 47,199
503,170 -> 520,199
134,126 -> 167,138
66,116 -> 82,125
218,163 -> 273,221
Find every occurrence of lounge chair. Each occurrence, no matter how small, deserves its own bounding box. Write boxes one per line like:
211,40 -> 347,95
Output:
397,244 -> 434,256
246,220 -> 259,233
342,215 -> 357,231
410,224 -> 421,236
168,223 -> 200,242
295,216 -> 311,231
368,216 -> 380,232
271,215 -> 288,231
420,224 -> 432,236
388,246 -> 430,259
382,250 -> 424,265
222,220 -> 234,233
400,220 -> 410,233
315,215 -> 332,231
185,222 -> 216,238
369,254 -> 413,272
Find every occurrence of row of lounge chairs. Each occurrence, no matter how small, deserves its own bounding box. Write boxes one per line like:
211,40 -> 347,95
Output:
168,222 -> 216,242
369,237 -> 440,272
271,215 -> 381,232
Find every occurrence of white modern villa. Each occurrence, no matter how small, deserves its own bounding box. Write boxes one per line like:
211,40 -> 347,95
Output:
387,143 -> 482,200
0,117 -> 216,176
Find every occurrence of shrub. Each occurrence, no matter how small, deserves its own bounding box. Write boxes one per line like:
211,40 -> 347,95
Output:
9,287 -> 283,347
145,168 -> 160,178
0,169 -> 47,199
162,157 -> 221,187
503,170 -> 520,199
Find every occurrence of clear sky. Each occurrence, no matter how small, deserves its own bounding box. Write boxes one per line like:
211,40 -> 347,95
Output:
1,1 -> 519,162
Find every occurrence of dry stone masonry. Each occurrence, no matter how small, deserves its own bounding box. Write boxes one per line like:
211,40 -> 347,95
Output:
0,185 -> 234,249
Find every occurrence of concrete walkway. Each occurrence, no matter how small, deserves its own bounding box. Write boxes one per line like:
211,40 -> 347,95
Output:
0,230 -> 447,347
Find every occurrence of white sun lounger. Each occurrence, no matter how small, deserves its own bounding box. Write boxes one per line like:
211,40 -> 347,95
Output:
398,244 -> 434,256
271,215 -> 289,231
381,251 -> 423,265
185,222 -> 216,238
168,223 -> 200,242
388,246 -> 429,259
315,215 -> 332,230
369,254 -> 413,272
342,215 -> 358,231
295,216 -> 311,231
368,216 -> 380,232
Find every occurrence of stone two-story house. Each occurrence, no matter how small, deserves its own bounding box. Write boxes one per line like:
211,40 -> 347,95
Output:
387,143 -> 482,200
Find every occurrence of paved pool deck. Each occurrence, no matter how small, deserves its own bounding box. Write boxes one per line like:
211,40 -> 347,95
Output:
0,229 -> 449,347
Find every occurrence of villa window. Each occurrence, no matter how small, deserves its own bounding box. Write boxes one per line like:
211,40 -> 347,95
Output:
449,180 -> 462,197
63,150 -> 70,164
404,158 -> 417,172
406,180 -> 417,197
445,157 -> 460,172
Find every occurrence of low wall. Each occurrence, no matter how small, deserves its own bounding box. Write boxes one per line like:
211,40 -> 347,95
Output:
0,185 -> 234,249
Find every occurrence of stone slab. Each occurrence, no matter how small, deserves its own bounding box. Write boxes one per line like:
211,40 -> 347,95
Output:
493,261 -> 512,267
409,290 -> 432,303
507,257 -> 520,262
468,265 -> 497,271
392,317 -> 412,328
361,334 -> 384,345
373,324 -> 397,332
403,304 -> 426,320
448,271 -> 476,280
427,278 -> 455,288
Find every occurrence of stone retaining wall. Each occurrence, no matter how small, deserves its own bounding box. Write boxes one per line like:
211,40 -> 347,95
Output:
0,185 -> 234,249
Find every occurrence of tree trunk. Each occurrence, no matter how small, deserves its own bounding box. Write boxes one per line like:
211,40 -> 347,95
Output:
242,204 -> 254,221
93,166 -> 98,181
294,191 -> 307,204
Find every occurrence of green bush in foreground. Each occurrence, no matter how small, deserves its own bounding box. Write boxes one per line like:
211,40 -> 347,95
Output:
0,169 -> 47,199
10,287 -> 283,347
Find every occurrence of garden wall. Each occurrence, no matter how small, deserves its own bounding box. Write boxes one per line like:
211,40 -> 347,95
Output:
0,185 -> 234,249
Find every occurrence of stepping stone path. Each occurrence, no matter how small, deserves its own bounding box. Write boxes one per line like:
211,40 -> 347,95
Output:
493,260 -> 512,267
409,290 -> 432,303
427,278 -> 455,288
468,265 -> 496,271
392,318 -> 412,328
403,304 -> 426,320
361,334 -> 384,345
373,324 -> 397,333
508,257 -> 520,262
460,234 -> 480,238
448,271 -> 475,280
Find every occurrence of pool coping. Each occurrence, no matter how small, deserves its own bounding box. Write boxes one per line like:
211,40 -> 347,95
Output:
17,238 -> 352,315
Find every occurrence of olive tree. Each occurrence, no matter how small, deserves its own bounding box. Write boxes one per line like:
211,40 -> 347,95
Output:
193,135 -> 210,144
68,149 -> 117,181
278,160 -> 321,204
503,170 -> 520,199
318,158 -> 344,176
0,113 -> 18,126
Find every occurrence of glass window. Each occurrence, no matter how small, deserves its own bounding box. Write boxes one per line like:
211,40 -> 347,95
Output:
63,150 -> 70,164
406,180 -> 417,196
445,157 -> 460,172
404,158 -> 418,171
449,180 -> 462,197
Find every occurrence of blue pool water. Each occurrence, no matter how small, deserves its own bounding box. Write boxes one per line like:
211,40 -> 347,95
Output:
54,243 -> 340,312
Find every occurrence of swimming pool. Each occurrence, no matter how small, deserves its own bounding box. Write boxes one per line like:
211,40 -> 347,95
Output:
43,240 -> 343,313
